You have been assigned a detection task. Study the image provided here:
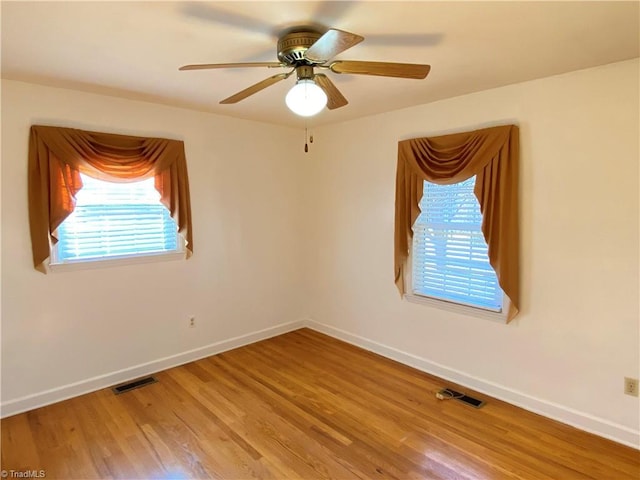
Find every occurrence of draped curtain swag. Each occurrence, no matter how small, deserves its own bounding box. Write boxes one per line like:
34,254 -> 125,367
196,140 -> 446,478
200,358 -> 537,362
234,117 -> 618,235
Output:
28,125 -> 193,272
395,125 -> 520,321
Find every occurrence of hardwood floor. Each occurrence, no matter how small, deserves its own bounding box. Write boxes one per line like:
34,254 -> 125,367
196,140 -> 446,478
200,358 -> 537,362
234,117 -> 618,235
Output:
1,328 -> 638,479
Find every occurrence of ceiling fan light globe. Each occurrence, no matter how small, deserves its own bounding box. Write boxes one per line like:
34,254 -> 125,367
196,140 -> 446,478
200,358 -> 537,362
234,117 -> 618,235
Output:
285,79 -> 327,117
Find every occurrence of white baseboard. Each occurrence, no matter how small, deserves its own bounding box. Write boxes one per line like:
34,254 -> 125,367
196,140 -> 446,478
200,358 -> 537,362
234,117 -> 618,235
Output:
1,320 -> 305,419
305,319 -> 640,450
4,318 -> 638,449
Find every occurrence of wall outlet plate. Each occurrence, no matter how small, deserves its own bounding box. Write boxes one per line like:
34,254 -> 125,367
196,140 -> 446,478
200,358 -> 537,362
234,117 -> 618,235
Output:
624,377 -> 638,397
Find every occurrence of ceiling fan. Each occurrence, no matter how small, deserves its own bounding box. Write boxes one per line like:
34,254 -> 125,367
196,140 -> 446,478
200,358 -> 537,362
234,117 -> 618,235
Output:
179,27 -> 431,117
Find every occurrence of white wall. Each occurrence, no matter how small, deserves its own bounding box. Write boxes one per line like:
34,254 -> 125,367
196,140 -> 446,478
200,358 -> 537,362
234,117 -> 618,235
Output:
1,80 -> 307,411
303,59 -> 639,446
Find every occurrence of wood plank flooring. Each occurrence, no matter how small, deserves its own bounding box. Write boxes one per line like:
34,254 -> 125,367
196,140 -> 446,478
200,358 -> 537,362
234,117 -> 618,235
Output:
1,328 -> 639,479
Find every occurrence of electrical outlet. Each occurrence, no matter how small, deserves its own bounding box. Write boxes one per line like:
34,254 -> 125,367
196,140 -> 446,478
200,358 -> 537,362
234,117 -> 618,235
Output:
624,377 -> 638,397
189,316 -> 196,328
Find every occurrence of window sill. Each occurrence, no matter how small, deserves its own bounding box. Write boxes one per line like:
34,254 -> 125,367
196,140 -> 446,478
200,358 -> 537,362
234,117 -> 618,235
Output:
48,251 -> 186,273
404,293 -> 508,324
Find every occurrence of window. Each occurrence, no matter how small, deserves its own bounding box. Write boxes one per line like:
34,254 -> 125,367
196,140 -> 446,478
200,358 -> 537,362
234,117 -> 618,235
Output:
395,126 -> 519,321
52,173 -> 182,265
411,176 -> 504,313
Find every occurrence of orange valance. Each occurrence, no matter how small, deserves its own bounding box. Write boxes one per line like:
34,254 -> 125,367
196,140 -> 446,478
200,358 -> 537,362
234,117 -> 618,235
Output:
395,125 -> 520,321
28,125 -> 193,272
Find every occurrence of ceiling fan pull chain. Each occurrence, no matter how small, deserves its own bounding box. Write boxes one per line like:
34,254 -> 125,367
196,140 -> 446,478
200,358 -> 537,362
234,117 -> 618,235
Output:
304,126 -> 309,153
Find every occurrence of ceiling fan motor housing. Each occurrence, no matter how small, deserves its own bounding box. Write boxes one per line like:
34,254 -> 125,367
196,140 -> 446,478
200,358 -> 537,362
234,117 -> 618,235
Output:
277,31 -> 322,65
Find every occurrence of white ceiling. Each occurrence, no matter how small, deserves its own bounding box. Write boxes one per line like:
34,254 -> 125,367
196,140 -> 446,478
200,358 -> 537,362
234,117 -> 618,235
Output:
2,1 -> 638,129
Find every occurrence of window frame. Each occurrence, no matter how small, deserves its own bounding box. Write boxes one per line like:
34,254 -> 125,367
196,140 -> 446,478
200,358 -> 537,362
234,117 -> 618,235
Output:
48,175 -> 186,272
405,178 -> 509,324
48,248 -> 186,273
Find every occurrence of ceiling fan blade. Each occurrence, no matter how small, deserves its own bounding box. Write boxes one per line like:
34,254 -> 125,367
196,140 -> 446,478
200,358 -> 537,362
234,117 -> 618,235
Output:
314,74 -> 348,110
305,28 -> 364,62
220,72 -> 291,104
330,61 -> 431,79
179,62 -> 284,71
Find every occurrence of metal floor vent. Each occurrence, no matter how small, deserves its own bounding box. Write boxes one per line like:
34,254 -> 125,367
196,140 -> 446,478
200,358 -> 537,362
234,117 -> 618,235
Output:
112,376 -> 157,395
440,388 -> 485,408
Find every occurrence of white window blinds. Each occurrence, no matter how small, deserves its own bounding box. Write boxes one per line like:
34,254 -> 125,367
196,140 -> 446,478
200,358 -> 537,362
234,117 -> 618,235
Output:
55,174 -> 180,263
412,177 -> 503,311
